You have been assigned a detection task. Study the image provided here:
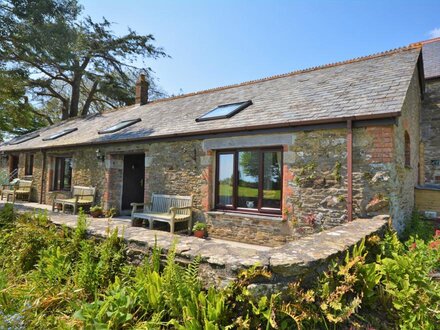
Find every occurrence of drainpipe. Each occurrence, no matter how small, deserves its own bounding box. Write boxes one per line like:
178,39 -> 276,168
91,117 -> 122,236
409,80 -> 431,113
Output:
40,149 -> 46,204
347,120 -> 353,222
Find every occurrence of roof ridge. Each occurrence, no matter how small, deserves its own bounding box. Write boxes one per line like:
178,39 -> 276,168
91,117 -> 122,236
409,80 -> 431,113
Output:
411,37 -> 440,46
146,43 -> 421,105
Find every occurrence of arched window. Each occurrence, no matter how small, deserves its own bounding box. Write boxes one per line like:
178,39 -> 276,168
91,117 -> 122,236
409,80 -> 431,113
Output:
404,131 -> 411,167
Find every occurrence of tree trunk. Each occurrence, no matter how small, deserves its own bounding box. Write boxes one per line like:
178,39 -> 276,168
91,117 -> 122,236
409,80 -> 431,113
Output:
81,80 -> 99,117
61,99 -> 69,120
69,74 -> 82,118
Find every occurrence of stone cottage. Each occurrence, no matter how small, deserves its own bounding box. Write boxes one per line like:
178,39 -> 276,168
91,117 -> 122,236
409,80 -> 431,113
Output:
0,41 -> 435,245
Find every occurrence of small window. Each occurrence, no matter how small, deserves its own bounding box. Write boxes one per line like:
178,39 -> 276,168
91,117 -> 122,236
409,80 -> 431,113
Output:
43,128 -> 77,141
25,154 -> 34,176
405,131 -> 411,167
53,157 -> 72,191
215,148 -> 282,214
9,134 -> 39,145
196,100 -> 252,122
98,119 -> 141,134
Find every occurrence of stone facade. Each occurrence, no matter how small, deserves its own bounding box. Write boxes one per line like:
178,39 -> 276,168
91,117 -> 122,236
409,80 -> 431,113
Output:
0,124 -> 421,243
421,78 -> 440,184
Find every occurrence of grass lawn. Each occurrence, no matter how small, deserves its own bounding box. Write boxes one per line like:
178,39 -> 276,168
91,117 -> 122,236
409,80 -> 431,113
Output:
219,184 -> 280,200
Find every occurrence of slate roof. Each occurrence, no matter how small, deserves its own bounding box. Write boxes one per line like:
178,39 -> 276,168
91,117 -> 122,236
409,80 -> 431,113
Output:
422,37 -> 440,79
0,45 -> 421,152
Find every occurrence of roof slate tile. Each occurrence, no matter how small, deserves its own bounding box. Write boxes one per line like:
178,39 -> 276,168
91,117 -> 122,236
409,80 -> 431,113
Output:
0,47 -> 421,151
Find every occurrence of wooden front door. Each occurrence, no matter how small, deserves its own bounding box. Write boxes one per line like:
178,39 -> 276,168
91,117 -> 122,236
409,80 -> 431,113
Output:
122,154 -> 145,210
9,155 -> 19,179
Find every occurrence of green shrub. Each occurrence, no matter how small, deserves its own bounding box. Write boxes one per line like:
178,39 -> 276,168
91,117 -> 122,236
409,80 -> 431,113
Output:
0,203 -> 15,225
402,211 -> 435,242
0,209 -> 439,329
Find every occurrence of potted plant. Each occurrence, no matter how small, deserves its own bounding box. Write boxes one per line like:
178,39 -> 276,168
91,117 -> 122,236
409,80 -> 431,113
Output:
192,222 -> 207,238
90,205 -> 103,218
104,207 -> 117,218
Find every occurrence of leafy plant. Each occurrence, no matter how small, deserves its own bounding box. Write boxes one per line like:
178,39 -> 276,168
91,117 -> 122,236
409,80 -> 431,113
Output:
0,206 -> 439,329
105,208 -> 117,218
0,203 -> 15,225
193,221 -> 207,232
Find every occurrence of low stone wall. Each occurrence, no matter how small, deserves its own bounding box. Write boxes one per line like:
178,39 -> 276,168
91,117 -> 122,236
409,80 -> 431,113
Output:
205,211 -> 296,247
106,216 -> 391,288
3,201 -> 389,289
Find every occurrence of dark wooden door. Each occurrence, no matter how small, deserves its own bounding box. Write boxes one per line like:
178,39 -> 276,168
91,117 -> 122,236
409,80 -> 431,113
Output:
122,154 -> 145,210
9,155 -> 19,179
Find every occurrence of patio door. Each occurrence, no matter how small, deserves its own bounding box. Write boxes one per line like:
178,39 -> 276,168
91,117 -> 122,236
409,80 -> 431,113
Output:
121,154 -> 145,210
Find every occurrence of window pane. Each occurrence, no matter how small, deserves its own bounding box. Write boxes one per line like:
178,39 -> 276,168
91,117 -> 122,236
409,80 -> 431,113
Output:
196,101 -> 252,122
54,158 -> 62,190
238,151 -> 259,209
217,154 -> 234,206
43,128 -> 77,141
98,119 -> 141,134
262,151 -> 282,209
25,154 -> 34,176
63,158 -> 73,190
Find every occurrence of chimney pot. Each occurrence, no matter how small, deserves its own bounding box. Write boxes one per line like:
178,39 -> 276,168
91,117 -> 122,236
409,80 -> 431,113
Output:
135,74 -> 148,105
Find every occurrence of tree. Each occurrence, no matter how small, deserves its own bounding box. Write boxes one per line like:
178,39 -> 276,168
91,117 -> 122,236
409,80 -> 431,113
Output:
0,0 -> 167,129
0,65 -> 46,141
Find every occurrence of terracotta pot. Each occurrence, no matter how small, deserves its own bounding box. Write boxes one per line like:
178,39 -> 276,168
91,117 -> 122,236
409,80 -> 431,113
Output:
90,211 -> 102,218
194,230 -> 205,238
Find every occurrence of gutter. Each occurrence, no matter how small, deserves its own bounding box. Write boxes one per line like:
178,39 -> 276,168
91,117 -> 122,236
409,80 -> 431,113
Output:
0,112 -> 401,153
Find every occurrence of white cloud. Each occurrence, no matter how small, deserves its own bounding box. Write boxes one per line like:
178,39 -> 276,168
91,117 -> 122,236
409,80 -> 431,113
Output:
429,28 -> 440,39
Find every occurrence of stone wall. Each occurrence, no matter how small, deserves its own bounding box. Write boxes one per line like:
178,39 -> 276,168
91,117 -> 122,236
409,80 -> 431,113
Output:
284,124 -> 411,235
288,129 -> 347,233
41,148 -> 106,206
391,68 -> 422,232
205,211 -> 295,247
0,118 -> 419,242
144,140 -> 208,222
421,78 -> 440,184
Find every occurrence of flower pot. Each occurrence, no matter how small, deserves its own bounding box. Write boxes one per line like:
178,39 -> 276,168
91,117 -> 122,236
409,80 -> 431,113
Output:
194,230 -> 205,238
132,218 -> 143,227
90,211 -> 102,218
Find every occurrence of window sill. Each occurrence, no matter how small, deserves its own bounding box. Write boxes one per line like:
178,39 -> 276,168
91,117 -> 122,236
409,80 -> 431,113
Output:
207,210 -> 283,222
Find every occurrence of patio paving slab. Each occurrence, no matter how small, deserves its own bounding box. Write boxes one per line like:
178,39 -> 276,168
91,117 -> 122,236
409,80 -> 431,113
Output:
0,201 -> 389,285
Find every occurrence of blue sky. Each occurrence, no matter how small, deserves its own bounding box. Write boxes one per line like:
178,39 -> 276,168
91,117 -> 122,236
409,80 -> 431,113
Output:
81,0 -> 440,96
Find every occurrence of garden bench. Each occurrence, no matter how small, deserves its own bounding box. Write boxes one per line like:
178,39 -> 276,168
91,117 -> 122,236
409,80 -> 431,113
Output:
1,179 -> 33,202
52,186 -> 96,214
131,194 -> 193,234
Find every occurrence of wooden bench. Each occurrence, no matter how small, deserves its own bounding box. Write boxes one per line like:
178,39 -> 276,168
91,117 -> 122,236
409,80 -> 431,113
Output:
1,179 -> 33,202
52,186 -> 96,214
131,194 -> 193,234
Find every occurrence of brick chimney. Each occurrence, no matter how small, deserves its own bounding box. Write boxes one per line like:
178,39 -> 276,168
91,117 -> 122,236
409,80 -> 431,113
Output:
135,74 -> 148,105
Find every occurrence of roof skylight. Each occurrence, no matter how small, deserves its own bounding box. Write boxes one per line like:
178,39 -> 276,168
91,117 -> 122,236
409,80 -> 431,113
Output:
9,134 -> 40,145
195,100 -> 252,122
43,128 -> 78,141
98,118 -> 142,134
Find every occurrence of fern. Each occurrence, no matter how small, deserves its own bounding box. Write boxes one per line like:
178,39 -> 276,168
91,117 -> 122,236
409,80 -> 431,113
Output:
183,255 -> 202,291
